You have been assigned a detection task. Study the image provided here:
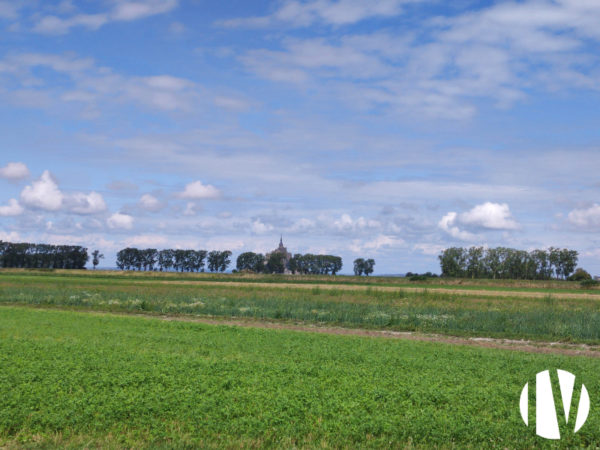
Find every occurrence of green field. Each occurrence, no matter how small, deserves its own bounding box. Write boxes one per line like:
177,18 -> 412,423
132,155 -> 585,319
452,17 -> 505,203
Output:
2,270 -> 600,343
1,306 -> 599,448
2,270 -> 600,448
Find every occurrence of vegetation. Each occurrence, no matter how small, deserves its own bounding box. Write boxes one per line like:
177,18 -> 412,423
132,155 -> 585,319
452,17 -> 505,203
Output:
1,306 -> 599,448
116,248 -> 233,272
2,271 -> 600,343
568,268 -> 592,281
91,249 -> 104,270
439,246 -> 578,280
354,258 -> 375,276
0,240 -> 88,269
236,252 -> 343,275
207,250 -> 232,272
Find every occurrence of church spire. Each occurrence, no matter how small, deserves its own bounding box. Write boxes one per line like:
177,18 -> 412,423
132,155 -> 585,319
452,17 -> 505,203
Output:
280,234 -> 283,246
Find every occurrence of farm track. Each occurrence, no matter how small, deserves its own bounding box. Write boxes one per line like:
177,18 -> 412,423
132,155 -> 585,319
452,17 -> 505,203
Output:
150,279 -> 600,300
9,305 -> 600,358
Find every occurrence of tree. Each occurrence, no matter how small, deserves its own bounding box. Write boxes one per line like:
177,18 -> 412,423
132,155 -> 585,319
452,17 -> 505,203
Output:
266,252 -> 285,274
237,252 -> 265,273
208,250 -> 232,272
353,258 -> 365,276
91,250 -> 104,270
364,258 -> 375,276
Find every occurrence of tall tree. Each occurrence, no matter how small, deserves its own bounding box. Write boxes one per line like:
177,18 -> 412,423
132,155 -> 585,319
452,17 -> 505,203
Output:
91,250 -> 104,270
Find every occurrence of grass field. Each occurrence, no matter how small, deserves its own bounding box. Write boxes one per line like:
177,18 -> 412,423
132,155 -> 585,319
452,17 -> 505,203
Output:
2,270 -> 600,448
2,270 -> 600,343
1,306 -> 599,448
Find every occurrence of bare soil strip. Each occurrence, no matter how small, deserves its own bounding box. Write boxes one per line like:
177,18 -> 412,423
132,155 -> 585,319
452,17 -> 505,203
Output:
11,305 -> 600,358
151,280 -> 600,300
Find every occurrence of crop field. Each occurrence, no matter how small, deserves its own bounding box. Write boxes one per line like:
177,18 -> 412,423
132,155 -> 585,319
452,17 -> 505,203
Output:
2,270 -> 600,344
1,306 -> 599,448
2,270 -> 600,448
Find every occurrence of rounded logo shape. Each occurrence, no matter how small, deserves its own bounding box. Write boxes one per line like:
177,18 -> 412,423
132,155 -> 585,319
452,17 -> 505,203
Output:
520,369 -> 590,439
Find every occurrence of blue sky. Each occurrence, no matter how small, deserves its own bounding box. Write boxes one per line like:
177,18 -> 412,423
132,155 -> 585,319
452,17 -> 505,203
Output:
1,0 -> 599,274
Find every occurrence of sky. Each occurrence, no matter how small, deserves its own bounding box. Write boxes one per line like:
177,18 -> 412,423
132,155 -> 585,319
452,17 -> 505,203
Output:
1,0 -> 599,275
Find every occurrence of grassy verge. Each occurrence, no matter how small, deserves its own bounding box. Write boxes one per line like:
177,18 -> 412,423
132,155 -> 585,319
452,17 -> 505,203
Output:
1,306 -> 599,448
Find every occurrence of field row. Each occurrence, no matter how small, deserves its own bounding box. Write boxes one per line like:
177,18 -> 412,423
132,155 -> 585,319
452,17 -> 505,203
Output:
2,272 -> 600,343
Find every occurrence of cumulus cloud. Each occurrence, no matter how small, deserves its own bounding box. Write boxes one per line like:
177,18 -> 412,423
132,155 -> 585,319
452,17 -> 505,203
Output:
0,199 -> 24,216
438,202 -> 518,240
0,162 -> 30,181
568,204 -> 600,228
333,213 -> 380,232
138,193 -> 162,211
178,180 -> 221,199
458,202 -> 519,230
438,212 -> 478,241
67,191 -> 107,214
20,170 -> 64,211
0,231 -> 20,241
251,219 -> 274,234
107,212 -> 134,230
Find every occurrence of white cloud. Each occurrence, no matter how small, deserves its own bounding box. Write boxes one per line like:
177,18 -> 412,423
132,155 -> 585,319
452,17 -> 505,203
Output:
251,219 -> 274,234
178,180 -> 221,199
0,162 -> 30,180
0,1 -> 20,19
349,234 -> 404,253
0,53 -> 199,113
33,14 -> 108,34
0,231 -> 20,241
138,193 -> 162,211
0,199 -> 24,216
111,0 -> 178,21
32,0 -> 178,34
413,243 -> 446,256
221,0 -> 412,28
68,191 -> 107,214
438,212 -> 477,241
438,202 -> 518,240
107,212 -> 134,230
20,170 -> 64,211
127,234 -> 169,247
568,204 -> 600,228
459,202 -> 519,230
333,213 -> 380,232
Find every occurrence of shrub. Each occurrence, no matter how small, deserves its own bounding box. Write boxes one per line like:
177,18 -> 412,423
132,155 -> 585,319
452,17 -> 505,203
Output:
568,268 -> 592,281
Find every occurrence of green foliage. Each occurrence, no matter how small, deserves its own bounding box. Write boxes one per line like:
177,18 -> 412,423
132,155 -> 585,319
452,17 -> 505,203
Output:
1,308 -> 600,448
266,252 -> 285,274
580,279 -> 599,289
354,258 -> 375,276
3,272 -> 600,343
236,252 -> 265,273
568,268 -> 592,281
439,246 -> 579,280
0,240 -> 88,269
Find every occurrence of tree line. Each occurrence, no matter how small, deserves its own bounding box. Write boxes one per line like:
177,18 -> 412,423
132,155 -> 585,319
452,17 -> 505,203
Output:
0,241 -> 88,269
438,246 -> 579,280
236,252 -> 344,275
116,248 -> 232,272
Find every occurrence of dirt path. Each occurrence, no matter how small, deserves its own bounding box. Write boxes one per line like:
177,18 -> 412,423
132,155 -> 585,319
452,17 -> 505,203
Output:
16,305 -> 598,358
150,279 -> 600,301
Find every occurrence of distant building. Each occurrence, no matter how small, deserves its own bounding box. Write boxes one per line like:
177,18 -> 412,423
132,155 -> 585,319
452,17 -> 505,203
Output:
266,236 -> 292,274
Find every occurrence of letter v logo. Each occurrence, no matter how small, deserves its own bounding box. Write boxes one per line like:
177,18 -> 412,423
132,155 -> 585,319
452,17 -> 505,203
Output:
520,369 -> 590,439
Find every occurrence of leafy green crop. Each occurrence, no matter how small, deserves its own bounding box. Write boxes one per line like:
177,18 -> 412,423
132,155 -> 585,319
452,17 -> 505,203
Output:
1,307 -> 599,448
